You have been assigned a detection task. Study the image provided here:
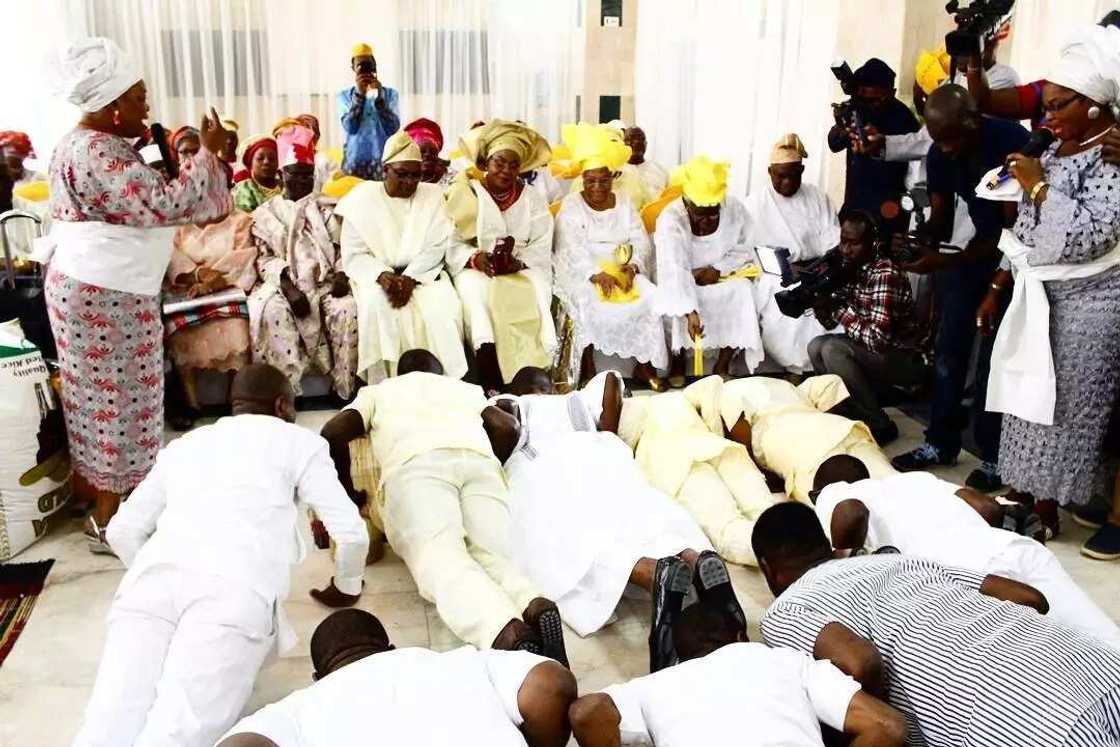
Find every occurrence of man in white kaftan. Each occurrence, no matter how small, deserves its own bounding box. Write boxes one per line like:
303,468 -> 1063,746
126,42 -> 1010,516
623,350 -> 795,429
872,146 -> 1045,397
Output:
334,132 -> 467,383
745,134 -> 841,372
73,364 -> 368,747
718,375 -> 895,504
622,125 -> 670,206
814,468 -> 1120,648
617,376 -> 776,566
487,371 -> 710,637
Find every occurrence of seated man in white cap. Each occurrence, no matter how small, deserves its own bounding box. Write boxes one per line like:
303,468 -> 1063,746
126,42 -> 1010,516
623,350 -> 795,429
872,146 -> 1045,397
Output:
219,609 -> 577,747
334,131 -> 467,383
318,349 -> 567,663
718,374 -> 895,504
617,375 -> 776,567
445,119 -> 556,393
811,455 -> 1120,648
745,133 -> 841,372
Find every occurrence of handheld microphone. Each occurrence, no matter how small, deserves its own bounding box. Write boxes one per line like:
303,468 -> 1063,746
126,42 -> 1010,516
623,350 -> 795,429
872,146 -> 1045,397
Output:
149,122 -> 179,179
986,128 -> 1054,189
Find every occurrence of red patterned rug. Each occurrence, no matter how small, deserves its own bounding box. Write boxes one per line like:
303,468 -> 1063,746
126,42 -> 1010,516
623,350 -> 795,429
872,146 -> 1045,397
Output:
0,559 -> 54,666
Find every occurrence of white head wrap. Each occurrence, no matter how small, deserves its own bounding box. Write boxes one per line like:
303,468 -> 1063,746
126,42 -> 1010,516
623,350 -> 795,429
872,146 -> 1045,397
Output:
47,37 -> 142,113
1049,24 -> 1120,107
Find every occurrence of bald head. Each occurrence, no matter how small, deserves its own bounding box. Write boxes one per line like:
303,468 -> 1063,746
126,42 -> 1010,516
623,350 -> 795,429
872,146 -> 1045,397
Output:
397,349 -> 444,376
230,364 -> 294,420
509,366 -> 554,396
310,609 -> 392,679
925,85 -> 982,157
812,454 -> 870,494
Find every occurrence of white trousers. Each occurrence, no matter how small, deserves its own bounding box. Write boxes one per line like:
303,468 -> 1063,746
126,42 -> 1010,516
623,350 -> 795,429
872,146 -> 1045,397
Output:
986,538 -> 1120,649
383,450 -> 541,648
73,566 -> 275,747
674,462 -> 770,566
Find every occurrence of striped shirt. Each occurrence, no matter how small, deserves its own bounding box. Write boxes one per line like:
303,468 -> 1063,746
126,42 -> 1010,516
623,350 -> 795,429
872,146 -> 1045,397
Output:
760,555 -> 1120,746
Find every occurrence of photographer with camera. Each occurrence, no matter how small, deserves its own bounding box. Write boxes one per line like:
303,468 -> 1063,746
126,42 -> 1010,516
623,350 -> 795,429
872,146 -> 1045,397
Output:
889,86 -> 1029,489
827,58 -> 920,238
337,42 -> 401,180
807,210 -> 928,446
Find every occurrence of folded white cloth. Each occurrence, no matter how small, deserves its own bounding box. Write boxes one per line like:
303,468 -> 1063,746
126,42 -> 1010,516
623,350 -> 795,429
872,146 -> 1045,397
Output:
986,229 -> 1120,424
975,164 -> 1024,203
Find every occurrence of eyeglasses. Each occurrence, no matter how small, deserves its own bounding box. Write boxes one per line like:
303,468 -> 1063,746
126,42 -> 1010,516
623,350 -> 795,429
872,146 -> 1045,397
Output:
1042,93 -> 1083,114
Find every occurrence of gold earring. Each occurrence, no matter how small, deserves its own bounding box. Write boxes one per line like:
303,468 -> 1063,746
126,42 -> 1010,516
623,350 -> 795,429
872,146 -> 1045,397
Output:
1088,105 -> 1102,120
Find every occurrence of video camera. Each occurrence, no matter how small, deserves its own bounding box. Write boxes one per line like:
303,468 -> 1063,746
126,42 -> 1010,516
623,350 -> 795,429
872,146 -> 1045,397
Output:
774,249 -> 858,319
879,187 -> 931,265
944,0 -> 1014,59
830,59 -> 867,146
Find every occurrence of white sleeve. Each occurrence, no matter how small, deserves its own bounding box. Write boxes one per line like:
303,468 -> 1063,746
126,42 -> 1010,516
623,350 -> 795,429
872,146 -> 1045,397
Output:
344,386 -> 378,431
653,209 -> 700,317
883,127 -> 933,163
297,441 -> 369,596
800,655 -> 862,732
601,681 -> 655,745
105,456 -> 168,567
712,200 -> 755,274
220,702 -> 301,746
480,650 -> 552,727
340,219 -> 391,282
578,369 -> 625,424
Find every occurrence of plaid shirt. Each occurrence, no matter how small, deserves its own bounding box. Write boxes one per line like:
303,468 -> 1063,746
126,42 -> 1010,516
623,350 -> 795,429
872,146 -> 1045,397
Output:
829,258 -> 922,353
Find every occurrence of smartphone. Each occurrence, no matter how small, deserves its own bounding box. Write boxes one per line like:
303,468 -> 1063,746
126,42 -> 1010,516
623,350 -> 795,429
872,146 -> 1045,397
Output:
357,60 -> 375,75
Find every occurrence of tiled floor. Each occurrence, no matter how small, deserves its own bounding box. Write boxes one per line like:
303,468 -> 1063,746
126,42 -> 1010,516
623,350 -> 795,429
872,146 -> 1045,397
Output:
1,408 -> 1117,746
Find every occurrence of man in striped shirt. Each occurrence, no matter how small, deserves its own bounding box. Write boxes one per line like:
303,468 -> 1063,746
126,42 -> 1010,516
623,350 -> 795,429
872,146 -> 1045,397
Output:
752,502 -> 1120,746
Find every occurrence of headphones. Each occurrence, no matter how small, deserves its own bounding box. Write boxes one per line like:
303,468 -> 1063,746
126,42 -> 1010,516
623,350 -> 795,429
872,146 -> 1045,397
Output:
838,207 -> 881,249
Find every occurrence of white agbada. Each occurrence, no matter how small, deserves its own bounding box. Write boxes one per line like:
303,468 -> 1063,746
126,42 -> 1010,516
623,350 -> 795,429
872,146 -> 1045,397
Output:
335,180 -> 467,382
745,181 -> 840,372
987,228 -> 1120,424
654,197 -> 763,365
815,472 -> 1120,647
448,180 -> 557,357
602,642 -> 861,746
222,647 -> 549,746
554,192 -> 668,375
75,415 -> 368,747
499,374 -> 710,636
623,159 -> 670,205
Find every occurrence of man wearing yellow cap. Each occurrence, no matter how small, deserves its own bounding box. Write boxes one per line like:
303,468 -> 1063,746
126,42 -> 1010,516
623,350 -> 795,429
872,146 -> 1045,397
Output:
745,133 -> 840,373
554,123 -> 668,388
334,131 -> 467,383
654,156 -> 763,380
337,42 -> 400,180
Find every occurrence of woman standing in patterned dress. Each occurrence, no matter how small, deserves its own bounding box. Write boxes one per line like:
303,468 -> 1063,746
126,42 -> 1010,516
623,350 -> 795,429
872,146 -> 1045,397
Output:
41,38 -> 232,551
981,25 -> 1120,539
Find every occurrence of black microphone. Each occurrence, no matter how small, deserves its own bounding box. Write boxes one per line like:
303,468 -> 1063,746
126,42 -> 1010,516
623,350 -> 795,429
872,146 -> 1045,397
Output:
986,128 -> 1054,189
149,122 -> 178,180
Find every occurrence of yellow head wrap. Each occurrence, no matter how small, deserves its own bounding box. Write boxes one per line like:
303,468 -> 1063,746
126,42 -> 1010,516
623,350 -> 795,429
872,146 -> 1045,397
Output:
271,116 -> 303,139
323,175 -> 364,199
351,42 -> 374,58
770,133 -> 808,165
561,122 -> 632,173
671,156 -> 730,207
915,48 -> 951,95
548,143 -> 583,179
220,117 -> 240,133
457,119 -> 552,174
382,130 -> 421,165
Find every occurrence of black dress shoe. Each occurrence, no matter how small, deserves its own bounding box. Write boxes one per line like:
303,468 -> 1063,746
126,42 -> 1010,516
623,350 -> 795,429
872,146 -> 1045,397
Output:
523,598 -> 569,668
648,556 -> 691,673
691,551 -> 748,634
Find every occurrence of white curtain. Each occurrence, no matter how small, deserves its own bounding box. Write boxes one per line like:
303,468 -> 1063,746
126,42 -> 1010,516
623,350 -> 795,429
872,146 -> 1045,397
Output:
1006,0 -> 1117,84
3,0 -> 579,168
635,0 -> 842,199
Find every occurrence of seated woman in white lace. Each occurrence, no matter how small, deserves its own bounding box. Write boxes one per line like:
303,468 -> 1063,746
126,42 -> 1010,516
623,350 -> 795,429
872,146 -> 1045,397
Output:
554,123 -> 667,390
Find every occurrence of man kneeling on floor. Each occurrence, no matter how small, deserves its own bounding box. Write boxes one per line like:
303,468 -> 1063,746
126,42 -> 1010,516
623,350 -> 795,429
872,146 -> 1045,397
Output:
810,455 -> 1120,647
218,609 -> 577,747
319,349 -> 567,661
567,602 -> 907,746
74,364 -> 369,747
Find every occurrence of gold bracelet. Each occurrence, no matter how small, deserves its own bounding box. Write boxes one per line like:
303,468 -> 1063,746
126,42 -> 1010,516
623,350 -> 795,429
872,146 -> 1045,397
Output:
1029,180 -> 1049,204
990,282 -> 1004,292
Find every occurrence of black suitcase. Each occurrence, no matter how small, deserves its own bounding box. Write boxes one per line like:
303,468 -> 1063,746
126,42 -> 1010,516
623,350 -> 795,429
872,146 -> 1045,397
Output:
0,209 -> 56,360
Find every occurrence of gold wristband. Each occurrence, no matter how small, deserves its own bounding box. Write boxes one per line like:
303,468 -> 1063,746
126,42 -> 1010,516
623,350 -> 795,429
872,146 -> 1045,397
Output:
990,282 -> 1005,292
1029,180 -> 1049,203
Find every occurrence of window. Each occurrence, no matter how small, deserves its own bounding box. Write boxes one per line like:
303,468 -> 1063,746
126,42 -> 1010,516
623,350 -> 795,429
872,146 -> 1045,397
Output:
599,95 -> 620,123
601,0 -> 623,26
399,29 -> 491,95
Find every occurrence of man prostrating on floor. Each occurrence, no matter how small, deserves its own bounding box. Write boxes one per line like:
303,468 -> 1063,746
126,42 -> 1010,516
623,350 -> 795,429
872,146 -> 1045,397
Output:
319,349 -> 567,661
218,609 -> 577,747
74,364 -> 369,747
